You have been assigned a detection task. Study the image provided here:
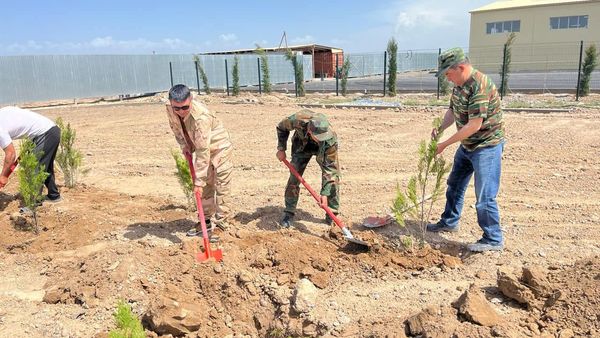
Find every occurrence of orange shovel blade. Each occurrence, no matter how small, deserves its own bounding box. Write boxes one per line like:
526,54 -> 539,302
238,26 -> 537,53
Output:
196,237 -> 223,262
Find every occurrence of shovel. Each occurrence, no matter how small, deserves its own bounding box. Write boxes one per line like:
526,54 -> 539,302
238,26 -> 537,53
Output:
185,152 -> 223,263
281,159 -> 369,248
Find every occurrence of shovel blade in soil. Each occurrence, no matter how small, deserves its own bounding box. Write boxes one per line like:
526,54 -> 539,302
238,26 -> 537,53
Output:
197,249 -> 223,262
345,236 -> 370,248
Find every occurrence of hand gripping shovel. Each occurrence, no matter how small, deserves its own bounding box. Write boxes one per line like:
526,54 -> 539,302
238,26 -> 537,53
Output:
185,152 -> 223,263
281,159 -> 369,248
8,158 -> 18,177
2,158 -> 18,191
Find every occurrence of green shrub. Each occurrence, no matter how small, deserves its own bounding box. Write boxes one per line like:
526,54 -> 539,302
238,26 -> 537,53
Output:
108,300 -> 145,338
392,117 -> 451,245
499,32 -> 516,97
17,138 -> 48,233
340,58 -> 351,96
439,75 -> 451,96
256,45 -> 272,93
232,56 -> 240,96
55,117 -> 87,188
579,44 -> 598,97
285,50 -> 305,97
171,150 -> 194,208
193,55 -> 211,94
387,38 -> 398,97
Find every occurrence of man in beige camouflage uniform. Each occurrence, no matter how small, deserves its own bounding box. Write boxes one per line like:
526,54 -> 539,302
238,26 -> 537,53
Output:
166,84 -> 233,236
427,48 -> 506,252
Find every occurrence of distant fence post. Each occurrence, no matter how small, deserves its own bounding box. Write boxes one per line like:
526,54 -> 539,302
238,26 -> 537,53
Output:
437,48 -> 441,100
383,51 -> 387,96
225,59 -> 230,96
500,43 -> 507,100
194,60 -> 200,93
257,58 -> 262,95
169,62 -> 174,88
335,54 -> 339,96
576,40 -> 584,101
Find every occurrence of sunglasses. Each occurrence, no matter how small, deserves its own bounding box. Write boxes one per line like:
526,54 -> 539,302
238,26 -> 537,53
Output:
172,105 -> 190,111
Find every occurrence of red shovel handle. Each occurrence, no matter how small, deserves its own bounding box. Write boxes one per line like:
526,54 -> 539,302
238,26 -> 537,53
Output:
8,158 -> 19,177
281,158 -> 346,231
185,152 -> 223,262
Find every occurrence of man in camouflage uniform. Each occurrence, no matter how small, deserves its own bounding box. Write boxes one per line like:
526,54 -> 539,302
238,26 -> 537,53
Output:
166,84 -> 233,236
427,47 -> 506,252
276,109 -> 340,228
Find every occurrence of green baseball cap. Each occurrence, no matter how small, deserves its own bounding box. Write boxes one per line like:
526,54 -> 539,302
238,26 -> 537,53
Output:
309,118 -> 334,142
436,47 -> 467,78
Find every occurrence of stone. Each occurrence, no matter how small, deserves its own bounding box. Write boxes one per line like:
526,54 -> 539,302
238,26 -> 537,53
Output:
522,266 -> 551,297
497,267 -> 537,309
558,328 -> 575,338
452,284 -> 502,327
43,286 -> 66,304
143,296 -> 203,336
292,278 -> 318,313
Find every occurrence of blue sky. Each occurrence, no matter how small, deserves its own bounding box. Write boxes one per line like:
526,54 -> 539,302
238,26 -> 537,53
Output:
0,0 -> 492,55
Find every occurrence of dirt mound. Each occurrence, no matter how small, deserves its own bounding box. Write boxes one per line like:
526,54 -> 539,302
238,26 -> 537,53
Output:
0,183 -> 461,337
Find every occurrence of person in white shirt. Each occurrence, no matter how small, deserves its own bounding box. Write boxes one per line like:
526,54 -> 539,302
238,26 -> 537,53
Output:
0,106 -> 62,202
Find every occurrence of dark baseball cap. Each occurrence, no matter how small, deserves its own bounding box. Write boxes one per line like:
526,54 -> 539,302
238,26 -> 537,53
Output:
436,47 -> 467,78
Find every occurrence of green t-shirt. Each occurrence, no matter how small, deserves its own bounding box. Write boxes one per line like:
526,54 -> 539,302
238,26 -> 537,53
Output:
450,69 -> 505,151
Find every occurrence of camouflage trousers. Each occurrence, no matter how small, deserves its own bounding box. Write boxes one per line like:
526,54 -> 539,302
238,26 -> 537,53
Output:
284,151 -> 340,216
201,147 -> 233,223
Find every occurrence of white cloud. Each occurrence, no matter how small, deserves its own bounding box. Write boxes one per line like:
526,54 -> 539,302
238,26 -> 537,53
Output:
0,36 -> 203,55
90,36 -> 114,48
219,33 -> 238,43
359,0 -> 491,50
291,35 -> 314,45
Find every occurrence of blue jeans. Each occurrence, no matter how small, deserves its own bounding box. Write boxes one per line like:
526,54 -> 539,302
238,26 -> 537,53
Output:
439,141 -> 504,244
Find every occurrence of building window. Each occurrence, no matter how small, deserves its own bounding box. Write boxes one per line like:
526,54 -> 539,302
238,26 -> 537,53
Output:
486,20 -> 521,34
550,15 -> 588,29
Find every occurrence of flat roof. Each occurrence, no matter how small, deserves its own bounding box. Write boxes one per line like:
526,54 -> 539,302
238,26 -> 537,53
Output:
202,44 -> 342,55
471,0 -> 596,13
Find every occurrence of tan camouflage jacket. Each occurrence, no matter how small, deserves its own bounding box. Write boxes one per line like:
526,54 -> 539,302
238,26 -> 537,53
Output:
166,98 -> 232,187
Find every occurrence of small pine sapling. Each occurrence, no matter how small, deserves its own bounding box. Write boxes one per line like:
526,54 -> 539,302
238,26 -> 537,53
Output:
392,117 -> 451,246
232,56 -> 240,96
171,150 -> 194,208
579,44 -> 598,97
340,58 -> 351,96
387,38 -> 398,97
17,138 -> 49,233
108,300 -> 145,338
193,55 -> 211,94
55,117 -> 88,188
255,45 -> 272,93
285,50 -> 305,96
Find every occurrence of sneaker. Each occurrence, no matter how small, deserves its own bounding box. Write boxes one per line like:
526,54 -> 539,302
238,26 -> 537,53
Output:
280,213 -> 294,228
426,222 -> 459,233
213,218 -> 230,231
467,239 -> 504,252
45,196 -> 63,203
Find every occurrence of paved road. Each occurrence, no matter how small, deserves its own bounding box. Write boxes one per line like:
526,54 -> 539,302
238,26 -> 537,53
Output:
263,71 -> 600,94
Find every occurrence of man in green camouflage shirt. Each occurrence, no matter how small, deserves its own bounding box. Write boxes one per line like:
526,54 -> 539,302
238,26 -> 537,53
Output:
427,47 -> 506,252
276,109 -> 340,228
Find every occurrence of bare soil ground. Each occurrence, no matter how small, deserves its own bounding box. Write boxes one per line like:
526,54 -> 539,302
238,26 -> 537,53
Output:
0,92 -> 599,337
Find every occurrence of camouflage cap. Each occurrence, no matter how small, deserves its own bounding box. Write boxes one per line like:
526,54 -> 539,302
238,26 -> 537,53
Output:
308,118 -> 334,142
436,47 -> 467,78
